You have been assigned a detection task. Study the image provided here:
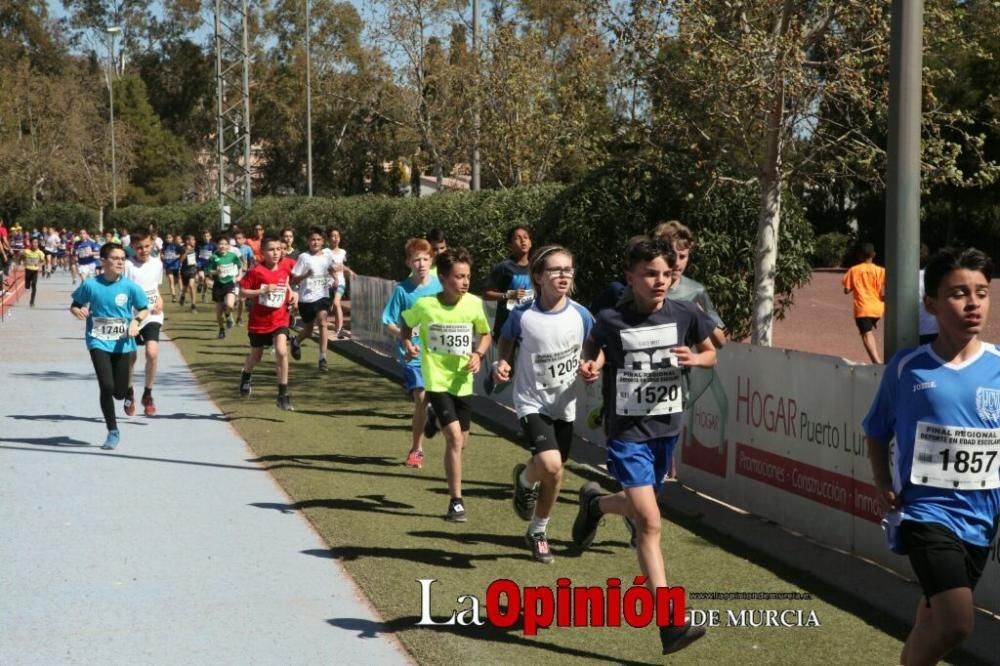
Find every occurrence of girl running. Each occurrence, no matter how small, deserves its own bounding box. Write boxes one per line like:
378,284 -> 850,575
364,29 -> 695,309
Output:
493,245 -> 594,563
402,248 -> 491,522
326,228 -> 355,338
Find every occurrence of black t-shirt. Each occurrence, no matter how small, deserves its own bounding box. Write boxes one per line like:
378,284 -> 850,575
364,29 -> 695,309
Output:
590,299 -> 716,442
486,258 -> 533,337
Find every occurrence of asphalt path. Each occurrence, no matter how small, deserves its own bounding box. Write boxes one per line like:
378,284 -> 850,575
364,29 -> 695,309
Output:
0,271 -> 407,665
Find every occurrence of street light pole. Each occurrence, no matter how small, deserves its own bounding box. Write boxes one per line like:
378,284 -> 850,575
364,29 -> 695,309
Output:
305,0 -> 313,197
106,26 -> 121,218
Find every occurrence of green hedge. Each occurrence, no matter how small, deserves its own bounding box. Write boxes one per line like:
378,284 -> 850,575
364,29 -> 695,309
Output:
16,203 -> 99,232
31,151 -> 813,339
812,232 -> 851,268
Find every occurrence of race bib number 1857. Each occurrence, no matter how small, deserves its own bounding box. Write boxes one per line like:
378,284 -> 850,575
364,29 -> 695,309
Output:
911,421 -> 1000,490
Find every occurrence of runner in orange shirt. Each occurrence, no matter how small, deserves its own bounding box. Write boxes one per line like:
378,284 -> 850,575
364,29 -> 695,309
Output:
842,242 -> 886,364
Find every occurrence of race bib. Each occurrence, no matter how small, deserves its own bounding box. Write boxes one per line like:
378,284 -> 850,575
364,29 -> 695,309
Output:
911,421 -> 1000,490
615,366 -> 684,416
145,289 -> 159,305
186,253 -> 197,266
532,346 -> 580,390
307,276 -> 329,293
507,289 -> 534,311
259,286 -> 287,308
426,323 -> 473,356
218,263 -> 239,278
92,317 -> 128,341
76,247 -> 91,258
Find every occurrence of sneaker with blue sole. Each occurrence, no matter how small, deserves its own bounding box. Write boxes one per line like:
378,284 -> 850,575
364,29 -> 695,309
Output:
101,430 -> 121,450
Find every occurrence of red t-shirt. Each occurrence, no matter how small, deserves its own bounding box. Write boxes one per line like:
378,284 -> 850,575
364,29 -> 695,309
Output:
241,262 -> 293,333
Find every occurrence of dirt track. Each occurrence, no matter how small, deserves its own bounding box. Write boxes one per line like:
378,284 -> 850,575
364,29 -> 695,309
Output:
770,271 -> 1000,364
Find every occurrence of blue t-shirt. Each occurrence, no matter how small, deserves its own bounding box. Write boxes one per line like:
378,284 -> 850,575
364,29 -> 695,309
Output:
75,240 -> 101,266
71,275 -> 149,353
238,243 -> 255,269
196,242 -> 216,268
161,242 -> 183,271
863,344 -> 1000,548
381,276 -> 443,366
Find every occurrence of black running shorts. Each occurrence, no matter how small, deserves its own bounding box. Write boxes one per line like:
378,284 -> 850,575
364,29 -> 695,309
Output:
520,413 -> 574,462
136,322 -> 161,346
427,392 -> 471,432
899,520 -> 991,604
298,297 -> 331,324
248,326 -> 289,348
212,281 -> 236,303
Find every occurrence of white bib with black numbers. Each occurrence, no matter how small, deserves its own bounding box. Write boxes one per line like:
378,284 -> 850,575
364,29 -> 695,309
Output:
615,323 -> 682,416
92,317 -> 128,341
218,262 -> 239,279
506,288 -> 534,311
532,346 -> 579,391
426,323 -> 473,356
911,421 -> 1000,490
259,286 -> 287,308
145,289 -> 159,305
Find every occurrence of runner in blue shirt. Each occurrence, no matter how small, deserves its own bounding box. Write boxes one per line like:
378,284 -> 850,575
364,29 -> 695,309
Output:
864,247 -> 1000,665
160,232 -> 183,302
381,238 -> 443,468
70,243 -> 150,450
75,229 -> 101,281
195,229 -> 216,302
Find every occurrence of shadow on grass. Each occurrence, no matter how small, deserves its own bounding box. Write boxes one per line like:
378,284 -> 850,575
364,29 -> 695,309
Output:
249,452 -> 398,467
325,616 -> 654,666
251,495 -> 441,519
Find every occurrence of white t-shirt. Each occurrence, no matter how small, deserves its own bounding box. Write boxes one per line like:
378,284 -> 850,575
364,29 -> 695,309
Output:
45,232 -> 61,252
124,257 -> 165,326
292,250 -> 337,303
502,299 -> 595,421
329,248 -> 347,288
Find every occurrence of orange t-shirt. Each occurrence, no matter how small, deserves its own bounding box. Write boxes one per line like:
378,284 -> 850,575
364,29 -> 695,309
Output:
842,262 -> 886,318
247,238 -> 263,262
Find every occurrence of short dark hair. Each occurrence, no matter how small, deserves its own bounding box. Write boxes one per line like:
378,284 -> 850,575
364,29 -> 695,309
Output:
427,228 -> 446,243
506,225 -> 530,244
924,247 -> 994,296
281,227 -> 294,236
435,247 -> 473,276
308,226 -> 324,238
100,242 -> 125,259
261,236 -> 282,250
130,229 -> 149,244
626,237 -> 676,271
860,243 -> 876,260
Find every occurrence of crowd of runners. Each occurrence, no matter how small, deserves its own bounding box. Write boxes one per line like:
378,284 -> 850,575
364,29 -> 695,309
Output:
1,211 -> 997,664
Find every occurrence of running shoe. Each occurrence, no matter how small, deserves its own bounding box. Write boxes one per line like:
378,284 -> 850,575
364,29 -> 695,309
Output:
239,372 -> 252,397
190,305 -> 198,314
123,389 -> 136,416
234,318 -> 242,327
217,328 -> 226,340
623,515 -> 637,549
290,335 -> 302,360
525,531 -> 555,564
276,394 -> 295,411
179,296 -> 185,306
337,329 -> 349,339
423,404 -> 439,439
445,498 -> 467,522
571,482 -> 605,549
101,430 -> 121,450
142,394 -> 157,417
318,357 -> 328,372
511,463 -> 538,521
225,315 -> 234,330
659,622 -> 707,655
404,449 -> 424,469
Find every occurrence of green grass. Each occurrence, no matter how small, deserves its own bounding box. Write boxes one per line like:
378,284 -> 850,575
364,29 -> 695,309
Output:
163,300 -> 977,665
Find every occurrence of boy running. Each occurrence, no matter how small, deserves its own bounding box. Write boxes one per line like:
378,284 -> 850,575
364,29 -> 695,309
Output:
233,230 -> 256,326
70,243 -> 150,449
865,247 -> 1000,666
402,248 -> 491,521
195,229 -> 216,303
161,232 -> 183,302
381,238 -> 443,468
238,236 -> 299,410
494,245 -> 594,563
178,234 -> 200,312
290,227 -> 338,371
123,230 -> 165,416
22,238 -> 45,306
575,237 -> 715,655
843,242 -> 887,364
207,236 -> 243,339
75,229 -> 101,282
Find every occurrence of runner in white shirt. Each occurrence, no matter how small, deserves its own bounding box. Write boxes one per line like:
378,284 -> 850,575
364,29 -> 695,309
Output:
44,230 -> 61,277
123,229 -> 165,416
327,228 -> 355,339
290,227 -> 339,371
492,245 -> 595,564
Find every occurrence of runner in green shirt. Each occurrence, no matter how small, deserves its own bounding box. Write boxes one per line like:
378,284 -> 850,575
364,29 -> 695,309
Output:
402,248 -> 491,522
207,237 -> 244,339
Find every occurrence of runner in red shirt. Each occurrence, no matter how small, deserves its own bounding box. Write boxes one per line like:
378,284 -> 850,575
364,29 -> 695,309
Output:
238,236 -> 299,410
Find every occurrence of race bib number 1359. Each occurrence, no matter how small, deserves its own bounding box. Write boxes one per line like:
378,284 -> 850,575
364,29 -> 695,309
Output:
426,323 -> 473,356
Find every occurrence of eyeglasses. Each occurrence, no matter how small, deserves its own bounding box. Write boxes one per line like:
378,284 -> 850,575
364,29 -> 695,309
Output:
544,267 -> 575,278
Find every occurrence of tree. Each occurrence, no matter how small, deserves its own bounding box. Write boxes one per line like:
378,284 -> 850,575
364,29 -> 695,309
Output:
629,0 -> 1000,345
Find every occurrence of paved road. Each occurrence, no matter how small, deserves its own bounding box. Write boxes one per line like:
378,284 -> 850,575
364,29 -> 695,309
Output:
0,272 -> 408,665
